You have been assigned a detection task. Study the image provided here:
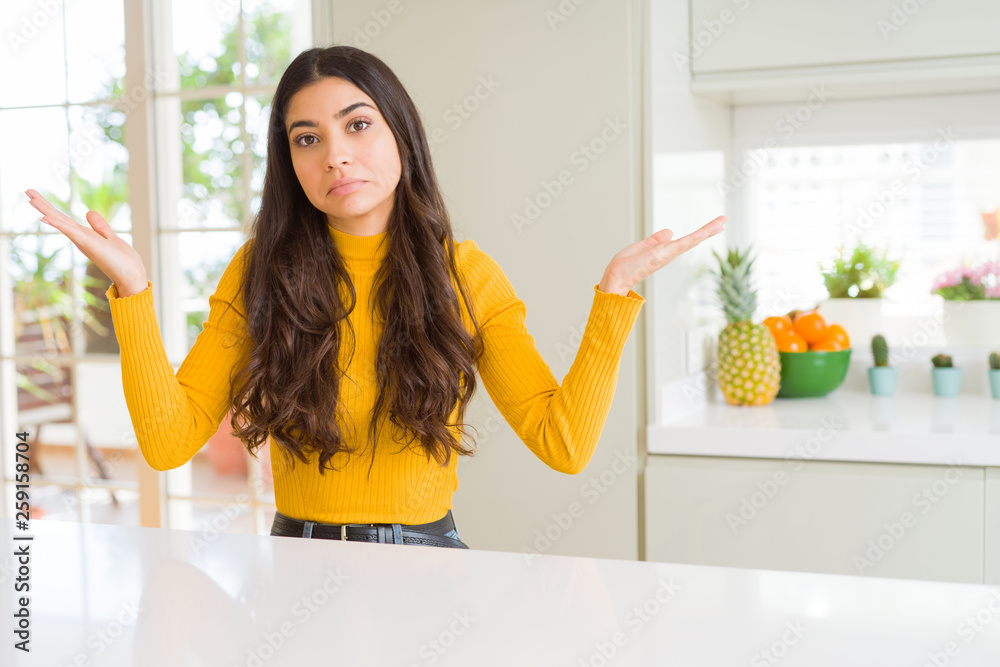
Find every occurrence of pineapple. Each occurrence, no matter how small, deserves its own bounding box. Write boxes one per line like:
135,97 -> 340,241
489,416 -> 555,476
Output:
709,247 -> 781,406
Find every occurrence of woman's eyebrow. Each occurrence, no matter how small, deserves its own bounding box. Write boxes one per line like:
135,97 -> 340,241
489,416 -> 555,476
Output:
287,102 -> 376,133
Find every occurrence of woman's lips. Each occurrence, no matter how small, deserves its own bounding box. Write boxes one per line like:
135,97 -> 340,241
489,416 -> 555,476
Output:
329,181 -> 366,196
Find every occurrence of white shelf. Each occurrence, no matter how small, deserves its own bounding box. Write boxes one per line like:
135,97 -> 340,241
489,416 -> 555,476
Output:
648,390 -> 1000,467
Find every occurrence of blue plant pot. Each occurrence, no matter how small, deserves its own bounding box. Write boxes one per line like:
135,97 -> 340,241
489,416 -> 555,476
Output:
868,367 -> 897,396
931,367 -> 962,397
990,369 -> 1000,400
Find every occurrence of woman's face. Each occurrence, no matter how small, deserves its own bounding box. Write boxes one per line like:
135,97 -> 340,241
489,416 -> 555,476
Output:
284,76 -> 402,234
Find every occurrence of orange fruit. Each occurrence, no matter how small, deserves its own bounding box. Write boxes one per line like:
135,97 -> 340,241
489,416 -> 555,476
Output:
763,315 -> 793,335
774,329 -> 809,352
792,311 -> 828,343
787,308 -> 817,323
809,338 -> 843,351
823,324 -> 850,349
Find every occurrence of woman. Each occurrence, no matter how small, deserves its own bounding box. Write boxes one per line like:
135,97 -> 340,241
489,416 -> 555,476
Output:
25,45 -> 726,549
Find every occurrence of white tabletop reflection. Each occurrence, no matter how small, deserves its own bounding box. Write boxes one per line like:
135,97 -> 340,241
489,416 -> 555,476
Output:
2,517 -> 999,666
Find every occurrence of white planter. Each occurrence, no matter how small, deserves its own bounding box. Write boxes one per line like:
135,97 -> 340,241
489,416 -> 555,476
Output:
941,300 -> 1000,348
817,298 -> 886,351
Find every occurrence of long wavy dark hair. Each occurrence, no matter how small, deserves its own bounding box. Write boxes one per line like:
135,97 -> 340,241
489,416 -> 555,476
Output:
224,45 -> 485,480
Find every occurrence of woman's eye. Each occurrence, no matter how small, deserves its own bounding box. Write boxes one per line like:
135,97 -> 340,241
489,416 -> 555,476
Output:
293,119 -> 371,147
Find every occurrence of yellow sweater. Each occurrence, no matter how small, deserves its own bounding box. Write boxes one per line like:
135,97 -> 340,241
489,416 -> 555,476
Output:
106,225 -> 645,525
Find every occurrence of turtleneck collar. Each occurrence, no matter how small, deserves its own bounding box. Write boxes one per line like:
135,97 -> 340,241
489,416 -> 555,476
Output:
329,225 -> 390,266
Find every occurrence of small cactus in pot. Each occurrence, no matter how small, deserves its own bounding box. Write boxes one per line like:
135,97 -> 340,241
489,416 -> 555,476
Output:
872,335 -> 889,366
931,353 -> 953,367
867,334 -> 897,395
930,352 -> 962,396
989,351 -> 1000,399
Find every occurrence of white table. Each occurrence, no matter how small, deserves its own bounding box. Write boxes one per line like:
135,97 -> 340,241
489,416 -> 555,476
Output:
2,517 -> 999,666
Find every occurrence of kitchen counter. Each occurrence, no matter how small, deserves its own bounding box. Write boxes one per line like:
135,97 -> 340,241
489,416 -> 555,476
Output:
649,389 -> 1000,466
4,518 -> 1000,666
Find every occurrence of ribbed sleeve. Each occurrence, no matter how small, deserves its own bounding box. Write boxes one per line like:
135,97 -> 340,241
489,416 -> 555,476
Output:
457,240 -> 644,475
105,241 -> 252,471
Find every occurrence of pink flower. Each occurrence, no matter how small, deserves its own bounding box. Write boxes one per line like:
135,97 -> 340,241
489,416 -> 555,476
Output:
968,261 -> 998,285
932,268 -> 963,290
932,259 -> 1000,293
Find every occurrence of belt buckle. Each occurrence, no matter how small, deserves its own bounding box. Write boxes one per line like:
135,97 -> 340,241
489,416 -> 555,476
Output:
341,523 -> 375,541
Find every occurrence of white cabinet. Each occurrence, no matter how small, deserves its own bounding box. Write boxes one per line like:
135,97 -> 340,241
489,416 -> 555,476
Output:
645,454 -> 985,584
690,0 -> 1000,74
988,467 -> 1000,585
685,0 -> 1000,103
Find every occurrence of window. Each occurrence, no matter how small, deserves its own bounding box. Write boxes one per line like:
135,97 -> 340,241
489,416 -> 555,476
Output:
727,90 -> 1000,326
745,139 -> 1000,317
1,0 -> 316,534
2,0 -> 136,526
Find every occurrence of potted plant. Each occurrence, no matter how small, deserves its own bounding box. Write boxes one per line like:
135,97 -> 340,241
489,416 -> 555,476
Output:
990,352 -> 1000,400
818,242 -> 900,352
930,353 -> 962,397
931,258 -> 1000,348
868,334 -> 897,395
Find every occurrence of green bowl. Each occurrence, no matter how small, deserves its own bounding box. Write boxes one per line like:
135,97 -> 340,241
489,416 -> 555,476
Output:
777,348 -> 852,398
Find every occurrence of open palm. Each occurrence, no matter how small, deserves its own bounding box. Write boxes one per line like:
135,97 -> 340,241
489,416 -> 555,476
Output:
25,188 -> 148,295
607,215 -> 728,287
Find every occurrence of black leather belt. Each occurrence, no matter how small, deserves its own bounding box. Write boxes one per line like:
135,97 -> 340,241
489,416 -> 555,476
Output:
270,510 -> 469,549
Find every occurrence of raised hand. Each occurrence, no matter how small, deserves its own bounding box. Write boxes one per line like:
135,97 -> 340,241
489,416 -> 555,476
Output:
25,189 -> 149,297
600,216 -> 728,293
